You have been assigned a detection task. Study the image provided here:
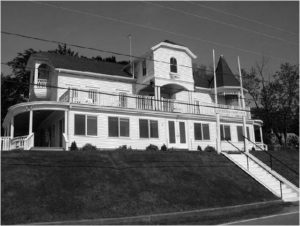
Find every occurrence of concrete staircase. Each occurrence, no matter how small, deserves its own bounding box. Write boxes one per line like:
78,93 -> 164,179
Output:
223,152 -> 299,202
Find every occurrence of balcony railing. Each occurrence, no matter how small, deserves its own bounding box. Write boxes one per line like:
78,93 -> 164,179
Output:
37,79 -> 48,88
59,89 -> 251,118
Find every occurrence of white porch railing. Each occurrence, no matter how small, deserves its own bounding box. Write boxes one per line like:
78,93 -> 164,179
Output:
59,89 -> 251,119
24,133 -> 34,150
11,136 -> 27,150
37,79 -> 48,88
62,133 -> 69,151
1,134 -> 35,151
1,137 -> 11,151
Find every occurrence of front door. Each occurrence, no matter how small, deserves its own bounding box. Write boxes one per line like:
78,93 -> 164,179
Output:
168,120 -> 188,149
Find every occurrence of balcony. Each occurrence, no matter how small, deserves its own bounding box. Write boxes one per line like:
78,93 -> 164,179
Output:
59,89 -> 251,119
33,79 -> 50,99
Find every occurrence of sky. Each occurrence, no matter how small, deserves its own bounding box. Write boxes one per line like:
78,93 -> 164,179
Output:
1,1 -> 299,77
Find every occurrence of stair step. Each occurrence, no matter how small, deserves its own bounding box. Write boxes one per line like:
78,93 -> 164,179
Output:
31,147 -> 64,151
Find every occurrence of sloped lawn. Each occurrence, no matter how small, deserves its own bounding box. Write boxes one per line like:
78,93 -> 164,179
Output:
2,150 -> 278,224
250,149 -> 299,186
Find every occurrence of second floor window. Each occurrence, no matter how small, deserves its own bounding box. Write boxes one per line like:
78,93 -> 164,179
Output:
142,60 -> 147,76
170,57 -> 177,73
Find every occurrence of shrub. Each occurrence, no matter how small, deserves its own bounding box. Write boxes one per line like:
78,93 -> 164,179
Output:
161,144 -> 168,151
287,135 -> 299,147
204,145 -> 216,152
146,144 -> 159,152
197,145 -> 202,151
116,145 -> 128,151
70,141 -> 78,151
81,143 -> 97,151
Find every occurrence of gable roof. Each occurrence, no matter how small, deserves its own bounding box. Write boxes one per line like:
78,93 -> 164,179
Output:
28,52 -> 133,78
163,40 -> 185,47
214,56 -> 240,87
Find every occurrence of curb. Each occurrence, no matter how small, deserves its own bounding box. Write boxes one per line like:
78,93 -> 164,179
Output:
32,199 -> 283,225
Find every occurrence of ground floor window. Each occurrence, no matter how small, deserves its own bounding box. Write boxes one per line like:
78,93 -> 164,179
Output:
140,119 -> 159,138
194,123 -> 210,140
254,125 -> 262,142
74,114 -> 97,136
220,124 -> 231,141
237,126 -> 250,142
108,117 -> 130,137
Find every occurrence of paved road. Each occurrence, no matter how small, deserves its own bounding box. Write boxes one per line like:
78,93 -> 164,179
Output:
226,205 -> 299,225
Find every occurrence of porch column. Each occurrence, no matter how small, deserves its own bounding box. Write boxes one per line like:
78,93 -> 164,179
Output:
260,126 -> 264,144
157,86 -> 161,110
154,86 -> 158,110
238,94 -> 241,107
10,117 -> 14,139
188,91 -> 191,113
243,116 -> 248,153
29,110 -> 33,134
216,114 -> 221,153
34,63 -> 40,84
64,110 -> 68,135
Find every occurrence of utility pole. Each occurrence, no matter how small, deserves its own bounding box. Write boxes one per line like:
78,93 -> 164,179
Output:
238,56 -> 248,153
213,49 -> 221,153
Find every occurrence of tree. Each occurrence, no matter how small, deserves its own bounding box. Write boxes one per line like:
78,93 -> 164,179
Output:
243,60 -> 299,146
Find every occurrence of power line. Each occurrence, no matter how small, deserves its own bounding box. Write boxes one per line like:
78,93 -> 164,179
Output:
186,1 -> 298,36
1,77 -> 254,113
28,1 -> 293,62
1,31 -> 295,81
143,1 -> 298,46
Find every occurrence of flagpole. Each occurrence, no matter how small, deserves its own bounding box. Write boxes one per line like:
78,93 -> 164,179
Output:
213,49 -> 221,153
238,56 -> 248,152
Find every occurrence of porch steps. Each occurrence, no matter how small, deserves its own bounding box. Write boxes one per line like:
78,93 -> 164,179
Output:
30,147 -> 65,151
223,152 -> 299,202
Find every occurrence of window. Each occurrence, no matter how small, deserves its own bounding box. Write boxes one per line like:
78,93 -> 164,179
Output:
150,120 -> 159,138
220,125 -> 231,141
237,126 -> 250,142
194,123 -> 210,140
75,114 -> 97,136
142,60 -> 147,76
140,119 -> 159,138
179,122 -> 186,143
169,121 -> 175,143
254,125 -> 261,142
170,57 -> 177,73
108,117 -> 129,137
87,116 -> 97,136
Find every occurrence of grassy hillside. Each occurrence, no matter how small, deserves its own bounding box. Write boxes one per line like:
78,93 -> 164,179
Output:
250,149 -> 299,186
2,150 -> 278,224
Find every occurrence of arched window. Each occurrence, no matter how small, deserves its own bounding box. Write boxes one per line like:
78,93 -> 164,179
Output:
38,64 -> 50,80
170,57 -> 177,73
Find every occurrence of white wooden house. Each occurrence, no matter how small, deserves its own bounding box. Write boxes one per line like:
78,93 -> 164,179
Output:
1,40 -> 266,151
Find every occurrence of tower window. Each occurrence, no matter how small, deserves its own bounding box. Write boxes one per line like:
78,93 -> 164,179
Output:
170,57 -> 177,73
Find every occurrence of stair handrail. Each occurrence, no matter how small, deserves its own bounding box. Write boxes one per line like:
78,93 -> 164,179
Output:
243,135 -> 299,176
225,139 -> 284,198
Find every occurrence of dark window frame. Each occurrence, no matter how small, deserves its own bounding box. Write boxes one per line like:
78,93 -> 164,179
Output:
220,124 -> 231,141
139,119 -> 159,139
74,114 -> 98,136
170,57 -> 177,73
108,116 -> 130,138
194,123 -> 210,141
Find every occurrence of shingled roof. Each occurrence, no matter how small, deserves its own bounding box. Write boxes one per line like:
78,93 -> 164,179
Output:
193,67 -> 213,88
29,52 -> 132,78
214,56 -> 240,87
